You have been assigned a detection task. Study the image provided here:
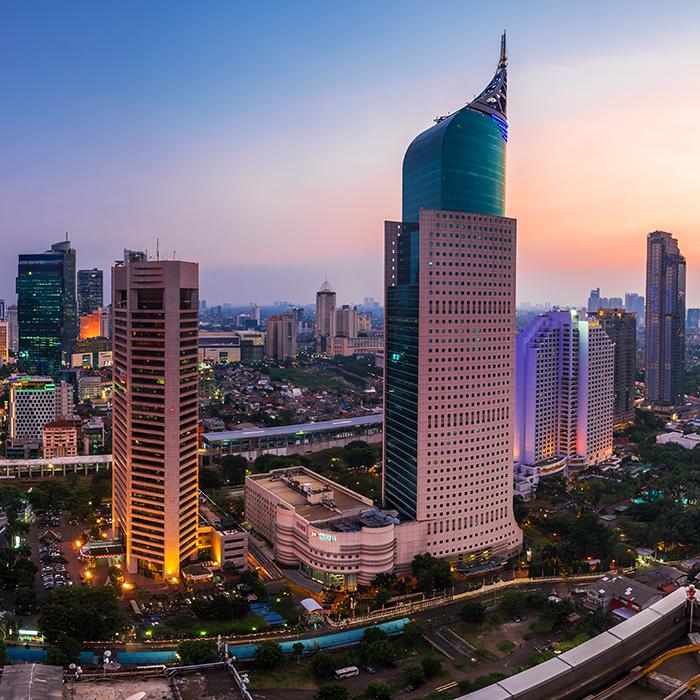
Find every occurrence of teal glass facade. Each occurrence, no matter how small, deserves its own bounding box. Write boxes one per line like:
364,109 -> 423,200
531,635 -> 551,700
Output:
402,108 -> 506,223
384,225 -> 420,519
16,241 -> 77,376
16,253 -> 64,375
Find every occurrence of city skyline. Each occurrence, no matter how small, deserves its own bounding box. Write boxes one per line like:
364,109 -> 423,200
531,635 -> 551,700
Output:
3,1 -> 700,307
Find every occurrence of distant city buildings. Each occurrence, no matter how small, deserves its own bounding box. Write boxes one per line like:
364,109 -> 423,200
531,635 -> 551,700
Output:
42,416 -> 81,459
315,279 -> 336,352
6,306 -> 18,354
0,322 -> 9,363
77,268 -> 103,316
265,313 -> 297,361
596,308 -> 637,429
625,292 -> 645,325
112,252 -> 199,578
16,239 -> 78,375
514,310 -> 614,481
645,231 -> 686,406
687,308 -> 700,330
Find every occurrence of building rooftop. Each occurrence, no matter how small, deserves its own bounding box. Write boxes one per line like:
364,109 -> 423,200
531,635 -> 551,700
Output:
0,663 -> 63,700
203,413 -> 382,444
588,574 -> 663,609
248,467 -> 374,523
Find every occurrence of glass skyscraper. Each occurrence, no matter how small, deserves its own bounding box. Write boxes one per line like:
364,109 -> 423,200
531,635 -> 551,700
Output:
16,239 -> 78,376
644,231 -> 686,406
384,34 -> 522,565
78,268 -> 103,316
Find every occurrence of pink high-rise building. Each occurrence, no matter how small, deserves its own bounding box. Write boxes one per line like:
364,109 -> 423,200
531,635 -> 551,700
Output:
112,253 -> 199,578
383,34 -> 522,568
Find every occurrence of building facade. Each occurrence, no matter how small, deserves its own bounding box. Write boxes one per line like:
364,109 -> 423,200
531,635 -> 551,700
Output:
687,308 -> 700,331
625,293 -> 645,325
315,280 -> 336,352
246,467 -> 398,589
514,310 -> 614,480
336,305 -> 358,338
78,268 -> 103,316
644,231 -> 686,406
9,376 -> 74,442
42,417 -> 80,459
111,253 -> 199,578
265,313 -> 297,361
0,322 -> 9,363
383,34 -> 522,566
6,306 -> 18,354
596,309 -> 637,429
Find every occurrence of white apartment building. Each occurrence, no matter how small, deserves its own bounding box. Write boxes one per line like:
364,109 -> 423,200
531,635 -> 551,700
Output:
9,376 -> 75,442
514,310 -> 614,481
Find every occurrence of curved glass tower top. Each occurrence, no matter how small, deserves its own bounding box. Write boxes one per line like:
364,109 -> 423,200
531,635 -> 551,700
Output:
402,33 -> 508,223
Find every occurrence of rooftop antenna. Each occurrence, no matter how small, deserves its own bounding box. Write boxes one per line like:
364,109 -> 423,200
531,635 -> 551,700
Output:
156,237 -> 160,261
499,29 -> 507,69
65,231 -> 69,242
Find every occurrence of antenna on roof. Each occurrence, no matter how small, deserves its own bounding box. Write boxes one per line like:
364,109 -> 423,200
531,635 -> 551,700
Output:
499,30 -> 507,69
65,231 -> 69,242
156,238 -> 160,261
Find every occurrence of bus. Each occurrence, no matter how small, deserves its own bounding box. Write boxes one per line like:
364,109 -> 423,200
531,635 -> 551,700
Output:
334,666 -> 359,679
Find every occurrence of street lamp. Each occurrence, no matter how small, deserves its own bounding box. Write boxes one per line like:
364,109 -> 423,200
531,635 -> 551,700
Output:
688,585 -> 697,634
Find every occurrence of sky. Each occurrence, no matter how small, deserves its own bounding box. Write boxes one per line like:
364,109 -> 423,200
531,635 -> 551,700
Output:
2,0 -> 699,308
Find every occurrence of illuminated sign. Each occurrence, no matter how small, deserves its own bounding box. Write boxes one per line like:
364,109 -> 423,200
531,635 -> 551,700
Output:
310,531 -> 337,543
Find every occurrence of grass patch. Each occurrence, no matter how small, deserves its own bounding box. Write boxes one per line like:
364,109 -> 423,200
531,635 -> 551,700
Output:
496,639 -> 517,654
474,645 -> 499,662
244,658 -> 318,690
556,632 -> 591,653
269,367 -> 349,393
147,613 -> 269,640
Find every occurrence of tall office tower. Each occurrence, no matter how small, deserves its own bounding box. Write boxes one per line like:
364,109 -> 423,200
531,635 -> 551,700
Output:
336,305 -> 358,338
315,279 -> 336,351
645,231 -> 686,406
265,313 -> 297,360
608,297 -> 623,309
78,268 -> 103,316
384,34 -> 522,564
6,306 -> 18,353
0,299 -> 5,321
587,288 -> 601,313
16,239 -> 78,375
0,322 -> 8,362
9,377 -> 74,442
687,308 -> 700,330
625,292 -> 645,325
596,308 -> 637,429
112,253 -> 199,578
251,303 -> 261,325
514,310 -> 614,477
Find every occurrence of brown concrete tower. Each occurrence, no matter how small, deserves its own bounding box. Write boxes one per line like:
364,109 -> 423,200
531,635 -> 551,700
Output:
112,252 -> 199,578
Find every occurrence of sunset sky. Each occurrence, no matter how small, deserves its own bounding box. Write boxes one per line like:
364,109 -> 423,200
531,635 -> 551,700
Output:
2,0 -> 699,307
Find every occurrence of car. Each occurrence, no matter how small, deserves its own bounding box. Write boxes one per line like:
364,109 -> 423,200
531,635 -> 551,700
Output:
362,666 -> 376,674
513,615 -> 526,623
404,686 -> 415,693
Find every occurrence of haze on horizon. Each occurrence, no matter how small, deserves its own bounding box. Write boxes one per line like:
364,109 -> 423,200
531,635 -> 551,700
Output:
2,0 -> 699,308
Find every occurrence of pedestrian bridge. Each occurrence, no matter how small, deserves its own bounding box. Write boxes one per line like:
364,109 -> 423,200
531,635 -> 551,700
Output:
0,454 -> 112,479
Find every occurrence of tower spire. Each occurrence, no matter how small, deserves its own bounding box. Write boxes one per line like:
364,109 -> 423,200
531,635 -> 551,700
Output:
499,30 -> 507,69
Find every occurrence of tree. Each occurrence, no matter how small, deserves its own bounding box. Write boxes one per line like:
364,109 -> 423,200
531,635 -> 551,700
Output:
292,641 -> 305,663
177,639 -> 219,665
362,639 -> 397,667
199,467 -> 223,490
255,641 -> 284,670
311,652 -> 337,680
460,600 -> 486,624
220,454 -> 249,484
404,664 -> 426,687
402,620 -> 426,643
314,686 -> 350,700
14,586 -> 36,614
501,590 -> 529,616
374,587 -> 392,607
420,657 -> 442,679
366,681 -> 392,700
411,553 -> 453,593
39,587 -> 129,644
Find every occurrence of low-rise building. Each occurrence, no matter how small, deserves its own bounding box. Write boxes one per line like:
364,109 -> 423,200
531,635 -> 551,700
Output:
245,467 -> 399,590
82,416 -> 106,454
198,495 -> 248,571
584,574 -> 663,618
42,417 -> 81,458
326,335 -> 384,357
656,431 -> 700,450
